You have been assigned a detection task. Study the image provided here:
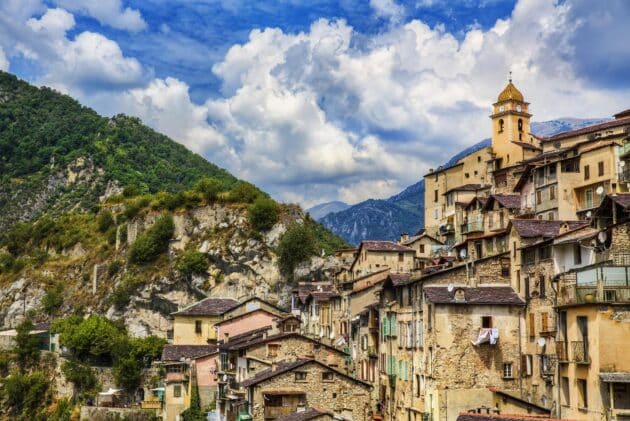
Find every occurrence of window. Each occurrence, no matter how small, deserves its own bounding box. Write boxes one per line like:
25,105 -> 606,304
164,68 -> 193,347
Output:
525,277 -> 530,299
434,190 -> 438,202
398,253 -> 404,262
174,384 -> 182,398
541,312 -> 549,332
419,244 -> 425,254
549,164 -> 557,182
561,377 -> 570,405
574,243 -> 582,264
503,363 -> 513,379
539,275 -> 546,298
540,246 -> 551,260
498,119 -> 504,133
548,212 -> 554,221
578,379 -> 588,408
295,371 -> 307,381
522,354 -> 533,377
598,161 -> 604,176
416,374 -> 421,397
433,209 -> 438,220
482,316 -> 493,328
267,344 -> 280,357
465,172 -> 470,178
585,189 -> 593,209
536,190 -> 542,205
518,119 -> 523,132
528,313 -> 535,338
584,164 -> 590,180
550,185 -> 556,200
195,320 -> 202,335
322,372 -> 334,381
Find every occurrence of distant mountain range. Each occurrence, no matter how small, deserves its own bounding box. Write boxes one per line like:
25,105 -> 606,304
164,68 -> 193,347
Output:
316,118 -> 609,245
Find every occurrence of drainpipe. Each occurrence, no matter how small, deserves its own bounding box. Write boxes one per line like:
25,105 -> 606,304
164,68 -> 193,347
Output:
518,307 -> 523,398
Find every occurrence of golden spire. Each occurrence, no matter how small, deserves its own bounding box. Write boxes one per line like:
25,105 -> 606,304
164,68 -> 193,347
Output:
497,71 -> 524,102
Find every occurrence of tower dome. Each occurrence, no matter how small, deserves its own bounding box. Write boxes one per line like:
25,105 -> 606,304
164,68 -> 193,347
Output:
497,81 -> 524,102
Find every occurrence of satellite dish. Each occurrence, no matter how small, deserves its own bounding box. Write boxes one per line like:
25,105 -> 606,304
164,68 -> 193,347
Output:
447,283 -> 454,292
596,186 -> 604,195
621,161 -> 626,167
586,211 -> 592,218
598,231 -> 608,244
537,337 -> 546,347
459,248 -> 467,258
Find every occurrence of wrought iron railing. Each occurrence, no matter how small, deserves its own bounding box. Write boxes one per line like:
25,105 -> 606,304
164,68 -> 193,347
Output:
572,341 -> 590,364
461,222 -> 484,234
555,341 -> 568,362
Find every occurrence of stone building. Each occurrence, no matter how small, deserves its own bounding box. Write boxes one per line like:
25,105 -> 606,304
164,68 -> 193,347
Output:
240,358 -> 372,421
350,241 -> 416,279
399,231 -> 444,270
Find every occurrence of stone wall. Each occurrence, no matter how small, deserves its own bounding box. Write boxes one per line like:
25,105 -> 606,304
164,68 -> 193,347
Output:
249,361 -> 371,421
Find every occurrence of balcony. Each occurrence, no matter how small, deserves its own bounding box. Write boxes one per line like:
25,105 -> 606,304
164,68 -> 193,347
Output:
572,341 -> 590,364
556,341 -> 568,362
461,222 -> 483,234
559,264 -> 630,306
367,346 -> 378,358
620,168 -> 630,182
540,355 -> 555,377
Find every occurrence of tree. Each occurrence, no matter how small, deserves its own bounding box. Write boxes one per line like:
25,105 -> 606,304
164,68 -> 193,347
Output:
61,359 -> 98,400
248,197 -> 280,232
276,223 -> 318,281
14,319 -> 41,372
195,178 -> 224,202
113,356 -> 142,393
128,213 -> 175,264
2,372 -> 51,420
228,181 -> 261,203
42,284 -> 64,315
176,250 -> 208,277
54,315 -> 123,362
96,210 -> 115,232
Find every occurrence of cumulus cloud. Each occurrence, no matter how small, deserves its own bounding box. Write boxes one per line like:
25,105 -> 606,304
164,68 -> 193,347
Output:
370,0 -> 405,23
53,0 -> 147,32
1,0 -> 629,207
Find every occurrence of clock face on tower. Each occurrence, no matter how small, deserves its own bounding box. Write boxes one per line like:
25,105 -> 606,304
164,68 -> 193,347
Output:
516,105 -> 522,112
499,105 -> 505,112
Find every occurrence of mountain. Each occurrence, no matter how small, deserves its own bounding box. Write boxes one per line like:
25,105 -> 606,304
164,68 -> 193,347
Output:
307,201 -> 350,220
319,118 -> 607,244
0,71 -> 240,230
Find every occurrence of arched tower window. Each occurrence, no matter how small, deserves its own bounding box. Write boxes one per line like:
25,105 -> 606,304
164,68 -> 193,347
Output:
498,119 -> 504,133
518,119 -> 523,132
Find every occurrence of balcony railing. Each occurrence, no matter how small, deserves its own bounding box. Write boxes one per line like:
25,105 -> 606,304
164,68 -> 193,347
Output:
559,264 -> 630,305
540,355 -> 555,377
556,341 -> 568,362
461,222 -> 484,234
572,341 -> 590,364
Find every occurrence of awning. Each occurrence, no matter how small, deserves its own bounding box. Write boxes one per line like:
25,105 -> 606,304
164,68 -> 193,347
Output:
600,372 -> 630,383
99,388 -> 122,396
151,387 -> 165,392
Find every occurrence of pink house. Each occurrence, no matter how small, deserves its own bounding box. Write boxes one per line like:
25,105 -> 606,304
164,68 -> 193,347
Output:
215,309 -> 279,341
195,352 -> 220,407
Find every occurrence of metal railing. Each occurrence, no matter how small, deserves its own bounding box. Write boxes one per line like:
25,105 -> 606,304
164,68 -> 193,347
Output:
461,222 -> 484,234
572,341 -> 590,364
556,341 -> 568,362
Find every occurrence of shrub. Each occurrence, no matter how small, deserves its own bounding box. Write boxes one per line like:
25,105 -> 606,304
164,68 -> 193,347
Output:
49,398 -> 73,421
107,260 -> 122,277
0,252 -> 16,273
195,178 -> 224,202
228,180 -> 261,203
113,356 -> 142,393
42,284 -> 64,315
4,222 -> 32,255
53,315 -> 123,362
248,197 -> 280,232
276,223 -> 318,281
128,214 -> 174,264
111,275 -> 142,310
2,372 -> 51,420
14,319 -> 41,372
176,250 -> 208,277
96,211 -> 115,232
128,336 -> 167,366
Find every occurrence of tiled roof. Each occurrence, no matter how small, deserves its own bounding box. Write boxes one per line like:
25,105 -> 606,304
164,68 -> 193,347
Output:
543,115 -> 630,142
401,233 -> 443,246
424,286 -> 525,306
294,283 -> 336,304
240,359 -> 311,387
511,141 -> 541,151
485,194 -> 521,210
361,241 -> 414,252
609,193 -> 630,209
172,297 -> 239,316
457,415 -> 565,421
223,331 -> 346,356
510,219 -> 589,239
275,408 -> 332,421
388,273 -> 412,287
444,184 -> 491,194
161,345 -> 217,361
553,226 -> 598,245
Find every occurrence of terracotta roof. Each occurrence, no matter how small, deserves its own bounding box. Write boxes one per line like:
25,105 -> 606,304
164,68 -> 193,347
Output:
223,331 -> 346,356
424,286 -> 525,306
172,297 -> 239,316
294,283 -> 336,304
213,308 -> 278,326
510,219 -> 589,239
276,408 -> 332,421
161,345 -> 217,361
444,184 -> 490,194
361,241 -> 414,252
543,115 -> 630,142
484,194 -> 521,210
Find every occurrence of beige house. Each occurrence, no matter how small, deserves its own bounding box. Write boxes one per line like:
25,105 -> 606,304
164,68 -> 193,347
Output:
399,231 -> 444,270
350,241 -> 415,279
171,297 -> 238,345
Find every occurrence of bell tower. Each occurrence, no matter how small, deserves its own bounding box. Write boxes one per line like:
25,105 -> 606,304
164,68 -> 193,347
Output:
490,73 -> 532,167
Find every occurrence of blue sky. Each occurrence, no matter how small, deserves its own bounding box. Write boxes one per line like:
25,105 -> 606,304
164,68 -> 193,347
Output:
1,0 -> 629,206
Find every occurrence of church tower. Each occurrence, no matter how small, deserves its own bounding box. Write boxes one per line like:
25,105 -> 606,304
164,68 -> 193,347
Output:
490,76 -> 533,168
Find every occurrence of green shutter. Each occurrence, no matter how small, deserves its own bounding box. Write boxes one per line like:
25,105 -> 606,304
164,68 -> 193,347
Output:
391,314 -> 397,336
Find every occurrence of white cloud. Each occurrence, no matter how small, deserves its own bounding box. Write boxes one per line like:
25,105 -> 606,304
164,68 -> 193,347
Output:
0,47 -> 8,71
53,0 -> 147,32
370,0 -> 405,23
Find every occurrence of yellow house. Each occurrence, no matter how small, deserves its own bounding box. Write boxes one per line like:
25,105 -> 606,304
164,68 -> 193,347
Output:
349,240 -> 415,280
171,297 -> 239,345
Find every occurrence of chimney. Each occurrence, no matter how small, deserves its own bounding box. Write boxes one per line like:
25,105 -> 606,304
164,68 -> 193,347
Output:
400,233 -> 409,243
